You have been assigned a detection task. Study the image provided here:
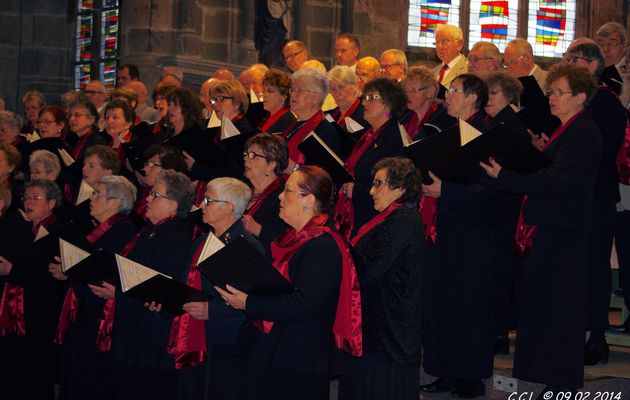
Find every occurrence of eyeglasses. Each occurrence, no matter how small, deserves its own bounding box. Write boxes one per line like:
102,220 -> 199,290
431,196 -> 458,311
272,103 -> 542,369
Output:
242,151 -> 268,160
379,64 -> 399,72
289,87 -> 319,95
284,49 -> 304,61
83,90 -> 104,95
144,160 -> 162,168
372,178 -> 390,188
363,94 -> 383,102
91,190 -> 115,199
567,55 -> 593,64
404,86 -> 429,94
467,56 -> 494,64
22,194 -> 45,202
433,39 -> 453,47
210,96 -> 233,104
68,112 -> 88,119
502,54 -> 525,68
282,187 -> 309,196
597,39 -> 624,48
38,119 -> 56,125
148,190 -> 173,201
201,196 -> 228,207
545,89 -> 574,97
446,88 -> 466,95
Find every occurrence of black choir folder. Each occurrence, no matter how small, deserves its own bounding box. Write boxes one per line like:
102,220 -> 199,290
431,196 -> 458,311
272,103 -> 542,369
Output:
517,97 -> 560,137
59,239 -> 119,285
116,254 -> 207,315
197,237 -> 293,296
297,132 -> 353,188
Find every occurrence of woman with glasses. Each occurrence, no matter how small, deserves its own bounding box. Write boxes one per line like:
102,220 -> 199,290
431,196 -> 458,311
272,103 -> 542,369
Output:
21,90 -> 47,134
400,66 -> 445,140
174,177 -> 263,400
89,170 -> 194,400
335,77 -> 407,239
259,68 -> 296,134
65,100 -> 106,162
50,175 -> 137,400
481,63 -> 601,397
209,80 -> 254,140
150,82 -> 179,142
282,68 -> 341,172
30,106 -> 73,169
327,66 -> 367,143
216,165 -> 362,400
338,157 -> 424,400
241,133 -> 290,253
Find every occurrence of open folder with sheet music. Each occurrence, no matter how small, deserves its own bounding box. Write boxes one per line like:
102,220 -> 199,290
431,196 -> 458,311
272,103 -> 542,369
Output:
197,237 -> 293,296
297,131 -> 353,188
116,254 -> 207,315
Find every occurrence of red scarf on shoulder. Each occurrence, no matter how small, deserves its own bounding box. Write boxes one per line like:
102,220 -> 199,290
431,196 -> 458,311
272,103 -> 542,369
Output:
283,111 -> 325,164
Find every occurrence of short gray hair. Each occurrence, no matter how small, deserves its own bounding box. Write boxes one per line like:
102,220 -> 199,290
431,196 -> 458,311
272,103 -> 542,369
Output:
380,49 -> 408,71
29,150 -> 61,175
0,111 -> 23,131
328,65 -> 358,86
155,170 -> 194,218
292,68 -> 329,105
206,177 -> 252,219
97,175 -> 138,215
596,22 -> 627,43
435,24 -> 463,41
25,179 -> 63,208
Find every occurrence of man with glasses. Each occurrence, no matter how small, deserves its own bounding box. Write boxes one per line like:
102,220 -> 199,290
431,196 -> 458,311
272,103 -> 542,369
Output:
355,56 -> 380,93
596,22 -> 627,68
503,38 -> 547,89
467,41 -> 501,75
83,80 -> 108,131
282,40 -> 309,72
379,49 -> 407,82
432,24 -> 467,87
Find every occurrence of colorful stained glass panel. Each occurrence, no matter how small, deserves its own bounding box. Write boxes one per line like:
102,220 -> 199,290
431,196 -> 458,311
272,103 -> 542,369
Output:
408,0 -> 462,48
528,0 -> 576,57
469,0 -> 518,52
101,9 -> 119,59
75,14 -> 93,62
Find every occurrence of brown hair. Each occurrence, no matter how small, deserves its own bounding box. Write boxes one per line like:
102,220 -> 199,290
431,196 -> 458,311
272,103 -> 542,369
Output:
296,165 -> 334,213
85,145 -> 121,174
166,87 -> 203,130
0,143 -> 21,170
40,105 -> 70,136
546,63 -> 597,106
263,68 -> 292,103
244,133 -> 289,176
211,80 -> 249,114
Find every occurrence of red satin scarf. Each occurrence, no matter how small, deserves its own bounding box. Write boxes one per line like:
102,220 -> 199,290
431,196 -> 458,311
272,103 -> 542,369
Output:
283,110 -> 325,164
71,128 -> 94,159
246,176 -> 286,217
351,201 -> 402,246
255,213 -> 363,356
261,107 -> 290,133
336,98 -> 361,130
405,103 -> 438,140
513,110 -> 585,257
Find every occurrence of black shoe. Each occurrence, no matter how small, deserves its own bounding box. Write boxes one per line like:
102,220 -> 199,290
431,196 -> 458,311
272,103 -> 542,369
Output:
536,386 -> 576,400
494,335 -> 510,355
584,339 -> 609,365
452,379 -> 486,399
419,377 -> 456,393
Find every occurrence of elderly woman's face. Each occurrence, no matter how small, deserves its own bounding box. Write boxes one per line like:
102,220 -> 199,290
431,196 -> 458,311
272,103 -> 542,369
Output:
68,105 -> 94,135
89,183 -> 121,223
211,91 -> 240,120
0,150 -> 15,179
445,79 -> 476,118
547,76 -> 586,122
30,160 -> 57,181
244,144 -> 274,183
485,84 -> 511,118
329,80 -> 357,110
143,155 -> 163,187
105,107 -> 132,139
404,80 -> 433,112
25,100 -> 42,124
290,76 -> 321,119
278,171 -> 310,229
262,84 -> 287,114
38,111 -> 63,138
201,188 -> 231,228
23,186 -> 55,225
369,168 -> 403,212
145,181 -> 178,224
82,154 -> 112,187
0,122 -> 19,145
362,90 -> 390,127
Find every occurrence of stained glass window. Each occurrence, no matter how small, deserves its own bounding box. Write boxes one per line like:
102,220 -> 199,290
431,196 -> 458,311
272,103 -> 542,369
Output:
74,0 -> 121,90
408,0 -> 462,48
468,0 -> 519,52
528,0 -> 576,57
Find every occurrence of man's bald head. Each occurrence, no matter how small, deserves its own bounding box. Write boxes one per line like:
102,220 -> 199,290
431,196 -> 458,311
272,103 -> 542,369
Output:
355,56 -> 380,92
283,40 -> 309,72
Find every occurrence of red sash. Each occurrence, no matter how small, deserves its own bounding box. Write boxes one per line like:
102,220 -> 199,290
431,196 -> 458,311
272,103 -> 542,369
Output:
0,214 -> 57,336
419,195 -> 438,245
246,176 -> 286,217
407,103 -> 438,140
334,121 -> 390,239
72,128 -> 94,159
513,110 -> 585,256
351,201 -> 402,245
132,186 -> 151,223
167,241 -> 207,369
283,111 -> 325,164
261,107 -> 290,133
193,180 -> 208,207
255,213 -> 363,356
336,98 -> 361,130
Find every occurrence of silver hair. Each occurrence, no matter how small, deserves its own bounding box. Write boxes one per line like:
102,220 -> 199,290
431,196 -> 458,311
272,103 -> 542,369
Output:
155,170 -> 194,218
0,111 -> 23,131
22,90 -> 47,107
435,24 -> 464,41
328,65 -> 358,86
596,22 -> 627,43
29,150 -> 61,175
292,68 -> 329,105
97,175 -> 138,215
380,49 -> 408,71
206,177 -> 252,219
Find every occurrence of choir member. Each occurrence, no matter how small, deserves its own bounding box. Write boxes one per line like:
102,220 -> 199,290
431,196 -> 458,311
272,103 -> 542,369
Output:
259,68 -> 295,134
400,66 -> 443,140
327,66 -> 367,139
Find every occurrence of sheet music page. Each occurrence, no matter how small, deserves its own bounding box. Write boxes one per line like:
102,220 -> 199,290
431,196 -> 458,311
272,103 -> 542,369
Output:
220,115 -> 240,140
321,93 -> 337,112
196,232 -> 226,266
60,238 -> 91,272
76,180 -> 94,205
58,148 -> 75,166
305,131 -> 345,165
28,131 -> 41,143
398,123 -> 412,147
34,225 -> 50,242
325,113 -> 336,123
345,117 -> 364,133
191,204 -> 200,212
459,119 -> 482,146
115,254 -> 171,292
250,88 -> 262,103
207,111 -> 221,128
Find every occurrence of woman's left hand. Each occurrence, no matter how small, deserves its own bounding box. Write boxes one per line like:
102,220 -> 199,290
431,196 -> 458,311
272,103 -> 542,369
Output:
0,255 -> 13,276
88,281 -> 116,300
182,151 -> 196,171
422,171 -> 442,198
214,284 -> 248,310
241,215 -> 262,237
480,157 -> 502,179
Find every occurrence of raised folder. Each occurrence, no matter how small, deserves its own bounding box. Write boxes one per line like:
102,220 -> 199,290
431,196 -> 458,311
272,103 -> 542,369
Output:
197,237 -> 293,296
517,97 -> 560,137
60,239 -> 119,285
297,131 -> 353,188
116,254 -> 207,315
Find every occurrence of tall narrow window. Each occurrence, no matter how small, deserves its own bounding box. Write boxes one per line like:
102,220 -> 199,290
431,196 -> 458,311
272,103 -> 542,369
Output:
74,0 -> 121,90
408,0 -> 462,48
468,0 -> 519,52
528,0 -> 576,57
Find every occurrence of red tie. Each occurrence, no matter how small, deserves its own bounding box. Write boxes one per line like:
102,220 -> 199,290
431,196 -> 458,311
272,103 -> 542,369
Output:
438,64 -> 448,83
